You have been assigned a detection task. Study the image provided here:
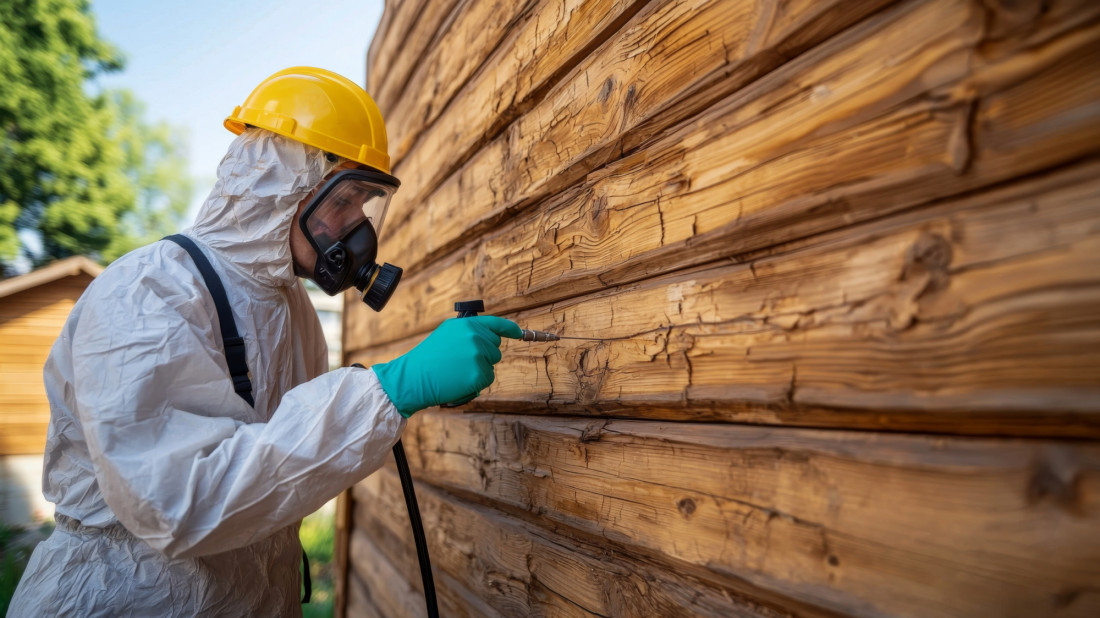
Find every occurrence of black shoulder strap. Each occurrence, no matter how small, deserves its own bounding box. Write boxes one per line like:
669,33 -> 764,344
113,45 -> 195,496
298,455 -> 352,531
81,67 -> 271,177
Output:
162,235 -> 312,604
163,234 -> 255,408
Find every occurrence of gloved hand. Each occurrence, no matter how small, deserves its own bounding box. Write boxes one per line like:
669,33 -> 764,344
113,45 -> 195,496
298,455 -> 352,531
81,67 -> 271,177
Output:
372,316 -> 522,417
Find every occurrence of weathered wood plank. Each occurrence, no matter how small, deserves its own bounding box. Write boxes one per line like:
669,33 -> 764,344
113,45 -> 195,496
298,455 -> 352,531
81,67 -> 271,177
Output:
366,0 -> 445,113
350,160 -> 1100,434
387,411 -> 1100,617
349,0 -> 1100,352
355,465 -> 798,617
380,0 -> 538,161
377,0 -> 902,272
364,0 -> 397,88
346,570 -> 383,618
349,527 -> 430,618
350,488 -> 494,618
385,0 -> 654,177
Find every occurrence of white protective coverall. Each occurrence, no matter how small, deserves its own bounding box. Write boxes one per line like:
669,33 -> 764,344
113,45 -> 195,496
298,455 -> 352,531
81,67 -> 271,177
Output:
8,129 -> 406,616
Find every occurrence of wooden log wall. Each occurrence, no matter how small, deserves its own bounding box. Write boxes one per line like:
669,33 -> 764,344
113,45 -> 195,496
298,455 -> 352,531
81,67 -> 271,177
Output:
340,0 -> 1100,615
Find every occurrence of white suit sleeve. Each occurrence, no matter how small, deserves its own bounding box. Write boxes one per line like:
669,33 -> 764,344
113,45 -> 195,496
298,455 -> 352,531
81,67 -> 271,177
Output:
69,270 -> 405,559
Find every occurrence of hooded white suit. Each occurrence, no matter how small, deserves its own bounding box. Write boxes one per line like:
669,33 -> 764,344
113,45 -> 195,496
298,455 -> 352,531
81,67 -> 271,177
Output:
8,129 -> 405,616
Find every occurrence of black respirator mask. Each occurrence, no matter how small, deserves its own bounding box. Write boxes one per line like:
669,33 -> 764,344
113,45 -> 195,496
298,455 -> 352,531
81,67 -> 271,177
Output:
298,168 -> 402,311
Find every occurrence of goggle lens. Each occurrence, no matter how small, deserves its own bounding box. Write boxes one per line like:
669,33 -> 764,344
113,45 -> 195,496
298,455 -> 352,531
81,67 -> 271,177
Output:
305,178 -> 394,248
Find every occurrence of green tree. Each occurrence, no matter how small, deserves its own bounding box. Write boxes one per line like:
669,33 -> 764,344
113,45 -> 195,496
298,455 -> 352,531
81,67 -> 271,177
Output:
0,0 -> 192,276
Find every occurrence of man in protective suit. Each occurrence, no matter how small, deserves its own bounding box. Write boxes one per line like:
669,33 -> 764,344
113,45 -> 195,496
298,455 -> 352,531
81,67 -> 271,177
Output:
8,67 -> 520,615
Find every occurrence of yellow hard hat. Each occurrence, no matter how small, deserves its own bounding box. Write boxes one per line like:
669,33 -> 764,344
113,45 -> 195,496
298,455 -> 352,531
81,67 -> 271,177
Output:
225,66 -> 391,174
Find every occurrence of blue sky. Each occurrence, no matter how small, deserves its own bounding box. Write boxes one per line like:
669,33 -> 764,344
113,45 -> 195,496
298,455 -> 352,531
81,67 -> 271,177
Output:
90,0 -> 385,221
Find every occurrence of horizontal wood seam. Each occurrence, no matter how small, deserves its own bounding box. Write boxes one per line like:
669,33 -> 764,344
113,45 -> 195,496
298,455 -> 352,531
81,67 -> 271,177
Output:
388,0 -> 657,225
365,463 -> 817,616
350,153 -> 1100,352
381,0 -> 467,114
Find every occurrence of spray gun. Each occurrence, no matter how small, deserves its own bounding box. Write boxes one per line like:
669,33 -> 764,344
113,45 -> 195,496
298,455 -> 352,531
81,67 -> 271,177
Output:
441,299 -> 614,408
453,299 -> 614,342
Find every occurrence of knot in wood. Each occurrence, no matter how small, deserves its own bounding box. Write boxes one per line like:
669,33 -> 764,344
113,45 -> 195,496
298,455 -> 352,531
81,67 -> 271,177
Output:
899,231 -> 954,297
598,76 -> 616,104
1026,456 -> 1083,515
904,232 -> 953,276
676,497 -> 697,519
572,346 -> 612,404
624,83 -> 638,110
587,194 -> 611,236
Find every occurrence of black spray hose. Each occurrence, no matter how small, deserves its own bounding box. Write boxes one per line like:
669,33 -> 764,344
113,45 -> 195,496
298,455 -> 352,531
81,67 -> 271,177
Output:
392,439 -> 439,618
353,363 -> 439,618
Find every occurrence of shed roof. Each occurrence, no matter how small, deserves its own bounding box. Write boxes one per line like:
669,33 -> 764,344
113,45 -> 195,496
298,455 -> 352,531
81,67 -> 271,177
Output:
0,256 -> 103,299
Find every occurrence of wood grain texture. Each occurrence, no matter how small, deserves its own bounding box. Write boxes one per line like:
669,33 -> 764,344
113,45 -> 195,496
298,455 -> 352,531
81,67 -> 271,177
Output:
348,0 -> 1100,614
348,495 -> 502,618
383,411 -> 1100,617
379,0 -> 540,164
385,0 -> 653,189
366,0 -> 453,114
348,0 -> 1100,351
364,0 -> 397,87
374,0 -> 905,278
348,527 -> 433,618
350,160 -> 1100,435
346,570 -> 383,618
354,465 -> 798,617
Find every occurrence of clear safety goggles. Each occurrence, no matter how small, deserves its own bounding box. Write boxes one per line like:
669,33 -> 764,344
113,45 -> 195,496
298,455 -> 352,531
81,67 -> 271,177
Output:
301,169 -> 400,250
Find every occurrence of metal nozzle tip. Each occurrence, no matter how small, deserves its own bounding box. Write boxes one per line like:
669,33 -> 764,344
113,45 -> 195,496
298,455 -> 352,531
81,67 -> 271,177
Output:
520,329 -> 559,342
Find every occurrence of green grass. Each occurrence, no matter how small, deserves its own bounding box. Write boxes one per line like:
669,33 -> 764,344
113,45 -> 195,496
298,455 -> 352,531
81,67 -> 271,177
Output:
300,507 -> 336,618
1,520 -> 53,615
2,540 -> 30,615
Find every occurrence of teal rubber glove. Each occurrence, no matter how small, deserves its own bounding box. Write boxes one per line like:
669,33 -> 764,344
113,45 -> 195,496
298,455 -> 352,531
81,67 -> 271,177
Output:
372,316 -> 522,417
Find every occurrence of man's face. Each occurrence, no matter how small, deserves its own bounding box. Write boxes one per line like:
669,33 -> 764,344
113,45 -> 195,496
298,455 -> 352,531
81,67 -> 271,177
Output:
289,160 -> 365,278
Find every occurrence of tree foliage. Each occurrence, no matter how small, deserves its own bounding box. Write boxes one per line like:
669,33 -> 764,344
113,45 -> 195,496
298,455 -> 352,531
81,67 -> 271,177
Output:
0,0 -> 192,275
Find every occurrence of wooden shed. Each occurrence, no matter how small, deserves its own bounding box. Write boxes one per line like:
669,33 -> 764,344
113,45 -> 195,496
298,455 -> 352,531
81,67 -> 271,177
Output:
1,256 -> 100,524
0,256 -> 101,456
338,0 -> 1100,616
